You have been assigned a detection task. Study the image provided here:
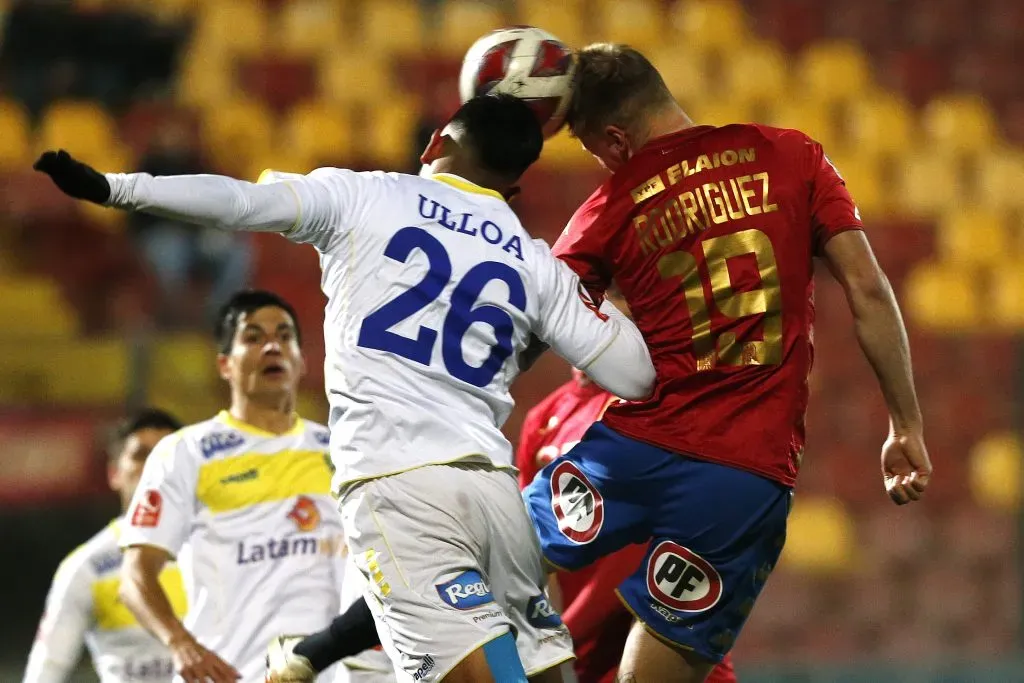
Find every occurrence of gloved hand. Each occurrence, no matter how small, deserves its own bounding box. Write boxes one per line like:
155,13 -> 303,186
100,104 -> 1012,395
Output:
34,150 -> 111,204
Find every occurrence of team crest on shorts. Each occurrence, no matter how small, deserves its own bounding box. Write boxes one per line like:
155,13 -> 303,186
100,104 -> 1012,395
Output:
549,461 -> 604,544
646,541 -> 723,613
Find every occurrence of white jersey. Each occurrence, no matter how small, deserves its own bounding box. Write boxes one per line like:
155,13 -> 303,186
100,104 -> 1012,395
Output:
118,412 -> 345,683
266,170 -> 641,488
24,520 -> 186,683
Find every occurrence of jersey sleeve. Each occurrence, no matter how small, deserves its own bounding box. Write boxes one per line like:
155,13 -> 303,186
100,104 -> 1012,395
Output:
806,139 -> 864,254
551,189 -> 615,299
269,168 -> 385,251
532,247 -> 655,401
23,551 -> 94,683
118,434 -> 197,557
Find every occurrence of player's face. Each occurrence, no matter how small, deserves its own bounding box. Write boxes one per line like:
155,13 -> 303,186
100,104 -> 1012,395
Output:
110,427 -> 174,512
218,306 -> 306,400
577,125 -> 634,173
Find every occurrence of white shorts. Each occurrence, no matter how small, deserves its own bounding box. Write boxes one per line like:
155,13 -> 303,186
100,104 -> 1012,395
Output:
339,463 -> 574,682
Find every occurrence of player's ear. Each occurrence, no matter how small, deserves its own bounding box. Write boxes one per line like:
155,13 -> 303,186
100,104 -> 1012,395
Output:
419,129 -> 445,165
216,353 -> 232,382
108,461 -> 121,492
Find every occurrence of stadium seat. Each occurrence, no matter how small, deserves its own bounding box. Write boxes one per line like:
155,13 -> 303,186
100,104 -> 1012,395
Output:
39,101 -> 118,160
279,101 -> 356,169
517,0 -> 587,47
319,51 -> 394,107
893,152 -> 960,217
537,129 -> 590,170
936,210 -> 1010,266
275,0 -> 346,57
0,277 -> 78,338
781,497 -> 855,573
975,148 -> 1024,212
0,99 -> 30,170
148,333 -> 218,416
990,265 -> 1024,328
669,0 -> 748,50
795,41 -> 872,103
201,99 -> 274,176
44,339 -> 129,405
846,92 -> 918,159
594,0 -> 663,48
824,153 -> 884,216
903,262 -> 980,330
176,46 -> 240,109
689,98 -> 754,127
435,0 -> 506,56
969,432 -> 1022,510
763,99 -> 837,150
922,94 -> 999,154
192,0 -> 269,57
363,97 -> 419,171
645,47 -> 708,105
721,41 -> 789,107
358,0 -> 424,54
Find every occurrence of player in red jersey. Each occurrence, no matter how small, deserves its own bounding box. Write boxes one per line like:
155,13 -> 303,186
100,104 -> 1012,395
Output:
517,362 -> 738,683
523,44 -> 932,683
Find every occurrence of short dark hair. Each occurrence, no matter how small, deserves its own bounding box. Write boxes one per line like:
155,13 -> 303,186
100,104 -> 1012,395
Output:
448,94 -> 544,182
215,289 -> 302,354
566,43 -> 675,138
109,408 -> 183,460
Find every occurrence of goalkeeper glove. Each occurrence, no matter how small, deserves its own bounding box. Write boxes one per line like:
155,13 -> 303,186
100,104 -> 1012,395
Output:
34,150 -> 111,204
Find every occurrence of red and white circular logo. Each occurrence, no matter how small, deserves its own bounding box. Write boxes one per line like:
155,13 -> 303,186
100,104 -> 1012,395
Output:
646,541 -> 722,613
549,461 -> 604,544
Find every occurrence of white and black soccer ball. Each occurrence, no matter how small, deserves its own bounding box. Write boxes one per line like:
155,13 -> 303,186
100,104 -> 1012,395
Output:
459,26 -> 577,138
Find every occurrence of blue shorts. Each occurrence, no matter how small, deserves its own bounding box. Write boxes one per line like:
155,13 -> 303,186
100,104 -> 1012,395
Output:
523,423 -> 792,663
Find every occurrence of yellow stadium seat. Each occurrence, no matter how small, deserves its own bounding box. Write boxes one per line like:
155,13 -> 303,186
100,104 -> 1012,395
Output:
892,152 -> 959,217
975,149 -> 1024,212
689,99 -> 754,127
363,98 -> 419,170
0,278 -> 78,338
645,47 -> 708,104
518,0 -> 587,47
0,99 -> 30,169
39,102 -> 117,159
538,129 -> 589,169
990,265 -> 1024,328
149,333 -> 217,396
796,41 -> 872,103
176,46 -> 239,109
202,99 -> 274,176
192,0 -> 269,57
722,41 -> 788,106
320,51 -> 394,106
904,262 -> 980,330
922,94 -> 999,154
595,0 -> 663,47
825,153 -> 884,217
359,0 -> 424,54
280,101 -> 356,167
670,0 -> 748,51
936,210 -> 1011,267
969,432 -> 1022,510
846,93 -> 917,159
764,99 -> 837,150
45,339 -> 128,405
781,498 -> 855,573
275,0 -> 346,57
435,0 -> 506,56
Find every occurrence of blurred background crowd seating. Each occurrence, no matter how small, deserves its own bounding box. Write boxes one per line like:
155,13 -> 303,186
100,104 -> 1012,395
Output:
0,0 -> 1021,680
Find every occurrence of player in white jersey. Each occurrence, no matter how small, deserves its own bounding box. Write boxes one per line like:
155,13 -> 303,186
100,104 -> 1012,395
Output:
35,94 -> 656,683
108,291 -> 346,683
24,409 -> 188,683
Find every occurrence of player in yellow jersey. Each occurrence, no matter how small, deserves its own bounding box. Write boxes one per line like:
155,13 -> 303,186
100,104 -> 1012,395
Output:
24,409 -> 188,683
117,290 -> 346,683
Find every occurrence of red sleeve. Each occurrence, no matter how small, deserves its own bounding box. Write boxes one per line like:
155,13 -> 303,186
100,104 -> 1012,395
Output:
552,186 -> 614,299
559,543 -> 647,643
807,138 -> 864,254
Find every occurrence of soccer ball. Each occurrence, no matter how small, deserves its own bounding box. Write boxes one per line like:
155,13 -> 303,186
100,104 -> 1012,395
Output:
459,26 -> 577,138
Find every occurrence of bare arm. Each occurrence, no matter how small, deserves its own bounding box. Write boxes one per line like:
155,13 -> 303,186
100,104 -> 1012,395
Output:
824,230 -> 932,503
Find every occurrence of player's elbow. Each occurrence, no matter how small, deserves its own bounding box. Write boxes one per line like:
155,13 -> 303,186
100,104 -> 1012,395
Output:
848,267 -> 895,316
618,362 -> 656,401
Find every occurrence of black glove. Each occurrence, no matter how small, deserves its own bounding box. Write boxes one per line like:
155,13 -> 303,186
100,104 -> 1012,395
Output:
33,150 -> 111,204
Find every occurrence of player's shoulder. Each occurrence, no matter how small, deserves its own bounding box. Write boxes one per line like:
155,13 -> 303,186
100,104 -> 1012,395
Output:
299,418 -> 331,449
163,413 -> 250,464
56,520 -> 122,580
729,123 -> 820,154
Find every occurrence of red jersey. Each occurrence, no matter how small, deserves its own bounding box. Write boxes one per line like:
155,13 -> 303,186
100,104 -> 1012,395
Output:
516,374 -> 737,683
554,124 -> 863,487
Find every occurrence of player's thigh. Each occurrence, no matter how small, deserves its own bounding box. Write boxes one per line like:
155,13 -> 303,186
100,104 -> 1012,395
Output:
340,469 -> 520,683
618,621 -> 715,683
523,423 -> 665,572
477,467 -> 574,678
617,457 -> 792,665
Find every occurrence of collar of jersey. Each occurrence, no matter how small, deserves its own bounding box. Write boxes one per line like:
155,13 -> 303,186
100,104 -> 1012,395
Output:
429,173 -> 506,202
216,410 -> 305,438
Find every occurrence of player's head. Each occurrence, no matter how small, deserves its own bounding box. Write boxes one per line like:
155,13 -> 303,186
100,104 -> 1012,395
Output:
566,43 -> 687,173
108,408 -> 182,511
215,290 -> 306,406
420,93 -> 544,194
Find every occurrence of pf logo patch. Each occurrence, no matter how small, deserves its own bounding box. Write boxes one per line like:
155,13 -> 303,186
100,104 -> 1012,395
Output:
287,496 -> 321,532
130,490 -> 163,528
646,541 -> 723,613
550,461 -> 604,544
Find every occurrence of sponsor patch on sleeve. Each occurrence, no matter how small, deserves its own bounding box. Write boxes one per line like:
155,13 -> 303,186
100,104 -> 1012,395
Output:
130,490 -> 163,528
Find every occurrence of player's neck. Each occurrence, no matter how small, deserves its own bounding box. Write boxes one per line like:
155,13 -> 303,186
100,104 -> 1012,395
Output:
431,160 -> 506,199
641,107 -> 695,147
228,395 -> 297,435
